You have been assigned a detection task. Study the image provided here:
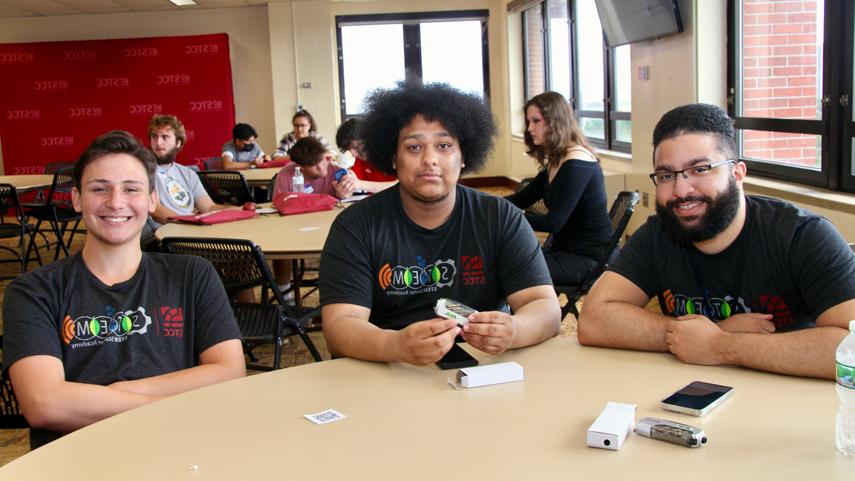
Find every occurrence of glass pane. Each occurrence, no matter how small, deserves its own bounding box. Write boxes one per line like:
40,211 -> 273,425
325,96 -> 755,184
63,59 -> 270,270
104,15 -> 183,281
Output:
580,116 -> 604,140
616,119 -> 632,143
851,138 -> 855,176
341,24 -> 405,115
738,0 -> 824,120
547,0 -> 571,100
524,5 -> 546,99
421,21 -> 485,97
575,0 -> 604,112
741,130 -> 821,170
614,44 -> 631,112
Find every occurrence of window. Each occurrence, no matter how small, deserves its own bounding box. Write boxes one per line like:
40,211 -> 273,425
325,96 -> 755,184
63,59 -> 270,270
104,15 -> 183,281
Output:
522,0 -> 632,152
336,11 -> 489,119
729,0 -> 855,192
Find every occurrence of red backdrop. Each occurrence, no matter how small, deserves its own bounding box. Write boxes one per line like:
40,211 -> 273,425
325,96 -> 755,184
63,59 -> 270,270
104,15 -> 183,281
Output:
0,33 -> 235,173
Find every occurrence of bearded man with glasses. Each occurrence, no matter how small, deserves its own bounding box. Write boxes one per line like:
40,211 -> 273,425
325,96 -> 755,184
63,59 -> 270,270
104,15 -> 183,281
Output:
578,103 -> 855,380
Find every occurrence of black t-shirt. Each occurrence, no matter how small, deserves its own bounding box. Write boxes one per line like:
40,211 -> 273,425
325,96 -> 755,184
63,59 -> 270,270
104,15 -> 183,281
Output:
320,185 -> 552,330
610,195 -> 855,331
3,252 -> 241,383
506,158 -> 612,259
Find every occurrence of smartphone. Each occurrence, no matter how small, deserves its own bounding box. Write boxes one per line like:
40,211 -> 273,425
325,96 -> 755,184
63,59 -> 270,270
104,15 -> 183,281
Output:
661,381 -> 734,416
436,343 -> 478,370
434,298 -> 477,327
334,168 -> 348,182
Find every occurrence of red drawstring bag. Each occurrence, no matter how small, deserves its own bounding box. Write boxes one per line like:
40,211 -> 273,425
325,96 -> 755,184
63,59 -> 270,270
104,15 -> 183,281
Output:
272,192 -> 338,215
170,209 -> 257,225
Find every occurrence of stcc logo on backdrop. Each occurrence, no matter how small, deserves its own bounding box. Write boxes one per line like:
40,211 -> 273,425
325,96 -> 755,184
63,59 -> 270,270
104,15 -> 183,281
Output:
0,34 -> 235,173
185,43 -> 219,55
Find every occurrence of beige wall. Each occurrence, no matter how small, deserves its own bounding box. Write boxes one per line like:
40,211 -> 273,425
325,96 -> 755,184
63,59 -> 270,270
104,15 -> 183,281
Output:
0,7 -> 276,168
268,0 -> 511,176
1,0 -> 853,241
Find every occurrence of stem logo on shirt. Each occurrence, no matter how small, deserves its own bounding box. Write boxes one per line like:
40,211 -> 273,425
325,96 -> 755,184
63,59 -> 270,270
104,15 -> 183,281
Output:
660,290 -> 748,321
62,306 -> 152,348
378,257 -> 456,296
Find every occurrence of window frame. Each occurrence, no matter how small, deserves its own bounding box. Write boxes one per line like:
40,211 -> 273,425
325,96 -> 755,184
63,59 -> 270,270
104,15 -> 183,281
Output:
727,0 -> 855,193
335,10 -> 490,122
522,0 -> 631,153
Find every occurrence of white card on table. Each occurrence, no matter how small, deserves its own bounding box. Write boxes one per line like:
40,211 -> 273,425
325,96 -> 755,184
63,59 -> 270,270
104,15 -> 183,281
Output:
304,409 -> 346,425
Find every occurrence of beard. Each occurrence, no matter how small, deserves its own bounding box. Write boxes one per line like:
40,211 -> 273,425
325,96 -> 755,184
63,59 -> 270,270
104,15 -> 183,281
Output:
155,146 -> 179,165
655,176 -> 742,245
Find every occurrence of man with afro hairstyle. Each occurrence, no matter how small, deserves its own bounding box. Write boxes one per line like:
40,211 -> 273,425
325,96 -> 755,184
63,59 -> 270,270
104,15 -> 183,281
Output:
320,83 -> 561,366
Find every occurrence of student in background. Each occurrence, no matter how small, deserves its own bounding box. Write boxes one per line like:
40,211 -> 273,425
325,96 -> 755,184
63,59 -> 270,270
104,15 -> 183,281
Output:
506,91 -> 613,286
221,122 -> 271,170
273,109 -> 333,158
335,118 -> 397,193
271,136 -> 356,302
148,114 -> 231,226
3,131 -> 244,448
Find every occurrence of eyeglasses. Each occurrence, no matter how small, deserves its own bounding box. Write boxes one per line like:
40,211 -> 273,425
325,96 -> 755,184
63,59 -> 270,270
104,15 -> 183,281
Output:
649,159 -> 736,186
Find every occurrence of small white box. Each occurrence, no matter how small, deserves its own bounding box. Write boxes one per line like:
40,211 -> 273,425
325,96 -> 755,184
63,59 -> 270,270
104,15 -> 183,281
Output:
586,402 -> 637,450
455,362 -> 524,388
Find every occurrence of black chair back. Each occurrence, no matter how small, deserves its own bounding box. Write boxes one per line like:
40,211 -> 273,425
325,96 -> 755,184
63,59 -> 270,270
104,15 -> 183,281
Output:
554,191 -> 640,317
160,237 -> 321,369
196,171 -> 253,206
0,335 -> 29,429
267,172 -> 279,202
0,184 -> 42,276
22,165 -> 82,262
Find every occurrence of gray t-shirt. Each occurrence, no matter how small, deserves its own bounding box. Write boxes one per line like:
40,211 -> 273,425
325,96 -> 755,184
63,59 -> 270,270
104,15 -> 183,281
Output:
154,162 -> 209,226
221,141 -> 263,163
320,185 -> 552,330
610,195 -> 855,331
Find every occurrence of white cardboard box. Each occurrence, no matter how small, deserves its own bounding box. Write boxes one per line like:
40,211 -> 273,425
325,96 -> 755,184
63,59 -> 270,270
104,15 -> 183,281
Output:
586,402 -> 637,450
455,362 -> 524,388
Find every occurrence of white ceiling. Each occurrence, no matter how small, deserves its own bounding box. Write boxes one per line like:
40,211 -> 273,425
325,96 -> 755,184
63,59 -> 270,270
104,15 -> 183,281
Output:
0,0 -> 272,18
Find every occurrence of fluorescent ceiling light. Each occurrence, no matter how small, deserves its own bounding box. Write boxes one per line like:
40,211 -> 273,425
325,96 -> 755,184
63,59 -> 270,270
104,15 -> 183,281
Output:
169,0 -> 198,6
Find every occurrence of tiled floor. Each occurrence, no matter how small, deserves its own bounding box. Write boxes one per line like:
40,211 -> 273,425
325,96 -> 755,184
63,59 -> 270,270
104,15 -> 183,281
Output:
0,185 -> 583,466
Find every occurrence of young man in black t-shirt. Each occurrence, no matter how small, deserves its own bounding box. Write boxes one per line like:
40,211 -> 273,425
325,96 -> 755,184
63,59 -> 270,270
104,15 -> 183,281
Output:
578,103 -> 855,380
320,84 -> 561,365
3,131 -> 244,447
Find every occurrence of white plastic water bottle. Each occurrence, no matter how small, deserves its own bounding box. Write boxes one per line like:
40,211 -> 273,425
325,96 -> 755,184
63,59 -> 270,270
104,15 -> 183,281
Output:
836,320 -> 855,456
292,166 -> 304,193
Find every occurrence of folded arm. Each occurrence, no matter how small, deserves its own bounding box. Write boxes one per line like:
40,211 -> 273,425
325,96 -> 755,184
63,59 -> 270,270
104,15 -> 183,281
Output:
108,339 -> 245,395
10,356 -> 162,433
579,271 -> 854,379
9,339 -> 245,433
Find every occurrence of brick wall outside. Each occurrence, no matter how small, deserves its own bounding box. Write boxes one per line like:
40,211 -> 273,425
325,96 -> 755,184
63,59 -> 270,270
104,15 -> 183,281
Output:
741,0 -> 820,168
526,5 -> 546,99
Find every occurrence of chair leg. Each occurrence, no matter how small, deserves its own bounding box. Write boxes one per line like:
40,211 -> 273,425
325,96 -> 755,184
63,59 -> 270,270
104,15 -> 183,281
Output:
23,223 -> 45,271
272,335 -> 283,370
561,295 -> 581,318
298,329 -> 322,362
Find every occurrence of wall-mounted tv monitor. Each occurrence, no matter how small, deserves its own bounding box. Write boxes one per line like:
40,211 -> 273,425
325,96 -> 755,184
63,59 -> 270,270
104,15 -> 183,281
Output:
593,0 -> 683,48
